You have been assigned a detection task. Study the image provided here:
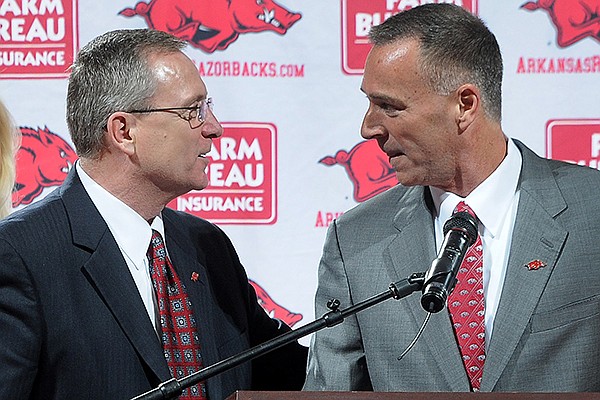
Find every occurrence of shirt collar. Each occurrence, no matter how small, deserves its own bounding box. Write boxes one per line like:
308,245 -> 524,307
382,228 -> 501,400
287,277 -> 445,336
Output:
431,138 -> 522,238
76,162 -> 165,265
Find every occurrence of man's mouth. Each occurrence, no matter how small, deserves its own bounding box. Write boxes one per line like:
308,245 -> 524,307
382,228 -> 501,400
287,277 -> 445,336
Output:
387,151 -> 405,159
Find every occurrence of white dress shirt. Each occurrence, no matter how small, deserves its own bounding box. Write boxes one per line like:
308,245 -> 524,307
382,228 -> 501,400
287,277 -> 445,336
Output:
76,162 -> 163,333
430,138 -> 522,344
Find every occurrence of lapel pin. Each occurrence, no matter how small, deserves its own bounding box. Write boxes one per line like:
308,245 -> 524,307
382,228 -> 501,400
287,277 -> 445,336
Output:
191,272 -> 199,282
525,259 -> 546,270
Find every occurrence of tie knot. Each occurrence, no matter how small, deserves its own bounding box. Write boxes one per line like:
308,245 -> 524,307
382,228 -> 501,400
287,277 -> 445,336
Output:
148,229 -> 166,260
454,201 -> 476,219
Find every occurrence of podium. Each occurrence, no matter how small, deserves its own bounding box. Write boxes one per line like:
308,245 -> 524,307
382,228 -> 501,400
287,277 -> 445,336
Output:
226,392 -> 600,400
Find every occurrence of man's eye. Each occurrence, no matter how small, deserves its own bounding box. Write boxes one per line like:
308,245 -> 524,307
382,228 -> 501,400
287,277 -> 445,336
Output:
378,103 -> 399,113
188,108 -> 198,119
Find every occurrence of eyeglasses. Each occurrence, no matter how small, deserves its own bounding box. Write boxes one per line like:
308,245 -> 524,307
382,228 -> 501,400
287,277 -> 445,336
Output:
127,97 -> 213,129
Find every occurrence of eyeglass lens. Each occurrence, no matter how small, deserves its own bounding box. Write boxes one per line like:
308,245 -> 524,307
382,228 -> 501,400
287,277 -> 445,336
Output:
199,98 -> 213,122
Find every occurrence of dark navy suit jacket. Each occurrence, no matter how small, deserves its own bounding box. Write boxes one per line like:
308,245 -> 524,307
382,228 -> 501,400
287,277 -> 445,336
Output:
0,169 -> 306,400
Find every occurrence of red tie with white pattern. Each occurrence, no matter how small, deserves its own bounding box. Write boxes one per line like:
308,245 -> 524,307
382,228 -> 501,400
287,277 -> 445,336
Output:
447,202 -> 485,391
147,230 -> 207,399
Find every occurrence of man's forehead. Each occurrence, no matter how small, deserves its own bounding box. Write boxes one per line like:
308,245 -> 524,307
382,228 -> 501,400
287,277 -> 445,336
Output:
381,43 -> 412,64
371,39 -> 418,63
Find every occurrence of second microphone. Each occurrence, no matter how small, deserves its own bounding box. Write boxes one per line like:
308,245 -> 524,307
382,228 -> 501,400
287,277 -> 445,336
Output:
421,211 -> 479,313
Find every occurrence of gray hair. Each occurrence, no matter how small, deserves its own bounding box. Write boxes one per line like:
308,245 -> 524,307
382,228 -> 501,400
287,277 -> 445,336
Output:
369,4 -> 503,122
66,29 -> 187,158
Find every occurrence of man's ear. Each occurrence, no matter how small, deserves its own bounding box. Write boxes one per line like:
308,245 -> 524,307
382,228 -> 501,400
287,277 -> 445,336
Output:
456,83 -> 480,130
106,112 -> 136,156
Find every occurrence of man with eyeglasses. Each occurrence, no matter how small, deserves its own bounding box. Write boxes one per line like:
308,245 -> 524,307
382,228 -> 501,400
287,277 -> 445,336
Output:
0,29 -> 307,400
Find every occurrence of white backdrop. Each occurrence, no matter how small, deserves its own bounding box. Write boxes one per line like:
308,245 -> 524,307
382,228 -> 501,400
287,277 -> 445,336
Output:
1,0 -> 599,344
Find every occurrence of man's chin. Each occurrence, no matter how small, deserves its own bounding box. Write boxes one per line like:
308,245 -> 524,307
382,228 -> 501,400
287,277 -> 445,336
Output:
191,176 -> 210,192
172,178 -> 209,197
395,172 -> 422,187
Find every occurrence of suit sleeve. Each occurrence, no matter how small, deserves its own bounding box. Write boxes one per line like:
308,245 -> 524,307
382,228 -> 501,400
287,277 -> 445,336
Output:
303,220 -> 373,391
246,278 -> 308,391
0,238 -> 42,399
203,222 -> 308,390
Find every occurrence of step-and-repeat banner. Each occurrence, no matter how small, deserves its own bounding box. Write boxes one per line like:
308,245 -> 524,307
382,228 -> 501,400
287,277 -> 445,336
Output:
1,0 -> 599,342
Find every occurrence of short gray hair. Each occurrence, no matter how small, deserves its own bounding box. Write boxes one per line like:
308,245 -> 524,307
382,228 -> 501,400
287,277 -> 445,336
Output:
66,29 -> 187,158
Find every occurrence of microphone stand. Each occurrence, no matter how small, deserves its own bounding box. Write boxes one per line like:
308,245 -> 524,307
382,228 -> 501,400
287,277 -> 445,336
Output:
131,272 -> 426,400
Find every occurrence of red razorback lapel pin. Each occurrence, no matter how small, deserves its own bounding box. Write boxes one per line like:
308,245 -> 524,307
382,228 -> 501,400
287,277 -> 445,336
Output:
525,259 -> 546,270
191,272 -> 199,282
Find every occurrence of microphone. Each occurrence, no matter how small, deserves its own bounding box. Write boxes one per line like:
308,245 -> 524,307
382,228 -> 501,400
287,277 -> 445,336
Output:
420,211 -> 479,313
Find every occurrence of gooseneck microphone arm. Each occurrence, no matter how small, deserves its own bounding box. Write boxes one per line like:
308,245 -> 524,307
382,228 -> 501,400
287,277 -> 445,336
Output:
132,213 -> 478,400
420,211 -> 479,314
131,272 -> 426,400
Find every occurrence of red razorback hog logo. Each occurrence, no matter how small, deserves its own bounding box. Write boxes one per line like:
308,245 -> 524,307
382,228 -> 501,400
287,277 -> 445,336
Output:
119,0 -> 302,53
13,127 -> 78,207
249,279 -> 303,327
521,0 -> 600,47
320,140 -> 398,203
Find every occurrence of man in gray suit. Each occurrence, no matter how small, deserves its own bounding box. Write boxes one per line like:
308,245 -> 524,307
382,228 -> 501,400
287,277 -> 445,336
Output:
304,3 -> 600,393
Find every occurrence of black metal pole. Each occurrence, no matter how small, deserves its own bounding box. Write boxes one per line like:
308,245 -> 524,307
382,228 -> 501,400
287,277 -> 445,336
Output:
131,272 -> 425,400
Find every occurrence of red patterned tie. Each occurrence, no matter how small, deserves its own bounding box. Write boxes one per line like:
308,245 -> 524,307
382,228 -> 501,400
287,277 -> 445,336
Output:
447,202 -> 485,391
147,230 -> 207,399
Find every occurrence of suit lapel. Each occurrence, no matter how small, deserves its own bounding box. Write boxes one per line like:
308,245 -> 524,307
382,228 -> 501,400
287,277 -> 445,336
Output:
385,186 -> 436,282
481,142 -> 567,391
61,170 -> 171,382
384,187 -> 469,391
82,235 -> 171,381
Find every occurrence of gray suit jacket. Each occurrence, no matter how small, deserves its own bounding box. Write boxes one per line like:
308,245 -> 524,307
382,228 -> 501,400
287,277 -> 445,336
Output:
304,140 -> 600,392
0,169 -> 306,400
